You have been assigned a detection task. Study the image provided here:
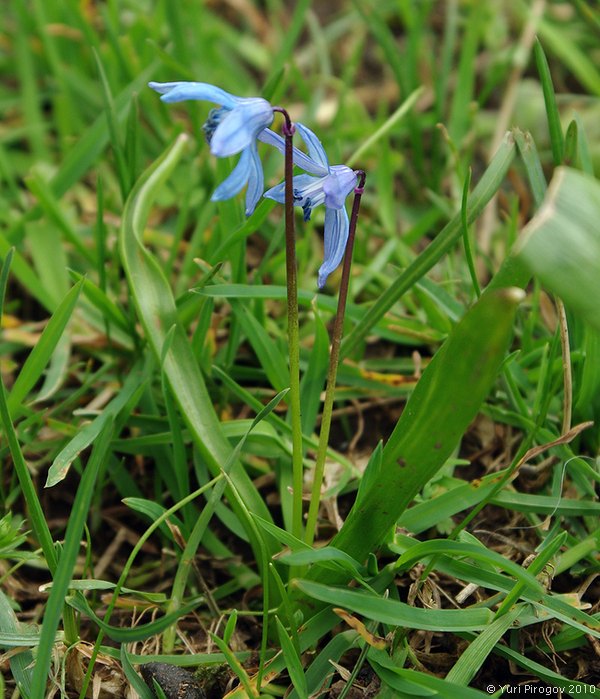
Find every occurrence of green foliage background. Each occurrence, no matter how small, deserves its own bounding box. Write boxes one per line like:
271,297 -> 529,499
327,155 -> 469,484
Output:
1,1 -> 600,697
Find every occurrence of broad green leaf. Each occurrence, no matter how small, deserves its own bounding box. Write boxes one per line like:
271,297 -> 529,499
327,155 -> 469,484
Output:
318,289 -> 523,576
516,167 -> 600,332
252,514 -> 311,553
288,630 -> 358,699
397,478 -> 500,533
0,631 -> 55,648
120,646 -> 155,699
490,491 -> 600,516
33,334 -> 71,404
390,539 -> 600,640
41,579 -> 167,603
514,129 -> 547,208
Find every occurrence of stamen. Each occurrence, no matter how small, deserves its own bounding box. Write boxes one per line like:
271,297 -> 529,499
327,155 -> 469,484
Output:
293,188 -> 303,202
302,198 -> 312,222
202,106 -> 228,145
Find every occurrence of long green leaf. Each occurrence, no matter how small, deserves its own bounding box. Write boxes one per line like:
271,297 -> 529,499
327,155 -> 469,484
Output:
294,581 -> 493,631
480,634 -> 599,694
390,539 -> 600,639
162,388 -> 289,652
326,289 -> 523,569
394,541 -> 543,596
68,593 -> 200,643
118,135 -> 275,561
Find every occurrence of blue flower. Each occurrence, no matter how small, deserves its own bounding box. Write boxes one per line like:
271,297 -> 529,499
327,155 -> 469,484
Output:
149,81 -> 274,215
261,124 -> 357,288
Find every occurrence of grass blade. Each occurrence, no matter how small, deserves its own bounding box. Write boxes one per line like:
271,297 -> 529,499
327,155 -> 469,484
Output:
275,616 -> 308,698
0,590 -> 34,697
341,132 -> 516,359
30,422 -> 114,697
7,279 -> 83,417
0,250 -> 57,574
46,362 -> 148,487
294,581 -> 493,631
533,38 -> 564,165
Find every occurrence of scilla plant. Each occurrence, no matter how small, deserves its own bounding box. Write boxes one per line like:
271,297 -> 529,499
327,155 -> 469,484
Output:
4,1 -> 600,693
2,62 -> 595,697
148,80 -> 366,552
127,81 -> 522,696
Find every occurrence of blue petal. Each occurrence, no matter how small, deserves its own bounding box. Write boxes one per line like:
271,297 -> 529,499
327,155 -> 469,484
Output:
148,81 -> 237,108
322,166 -> 357,209
244,144 -> 264,216
263,180 -> 286,204
211,148 -> 252,201
318,206 -> 349,289
211,99 -> 273,157
258,128 -> 329,177
257,128 -> 285,151
295,123 -> 330,172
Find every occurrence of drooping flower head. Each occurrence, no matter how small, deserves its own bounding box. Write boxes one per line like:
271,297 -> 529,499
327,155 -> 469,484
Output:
149,81 -> 274,215
261,124 -> 358,288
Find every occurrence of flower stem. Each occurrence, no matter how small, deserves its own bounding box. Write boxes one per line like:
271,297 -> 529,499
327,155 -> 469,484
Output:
274,108 -> 304,541
305,171 -> 366,546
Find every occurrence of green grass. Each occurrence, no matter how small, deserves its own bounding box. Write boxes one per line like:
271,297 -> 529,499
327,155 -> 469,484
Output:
1,1 -> 600,697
